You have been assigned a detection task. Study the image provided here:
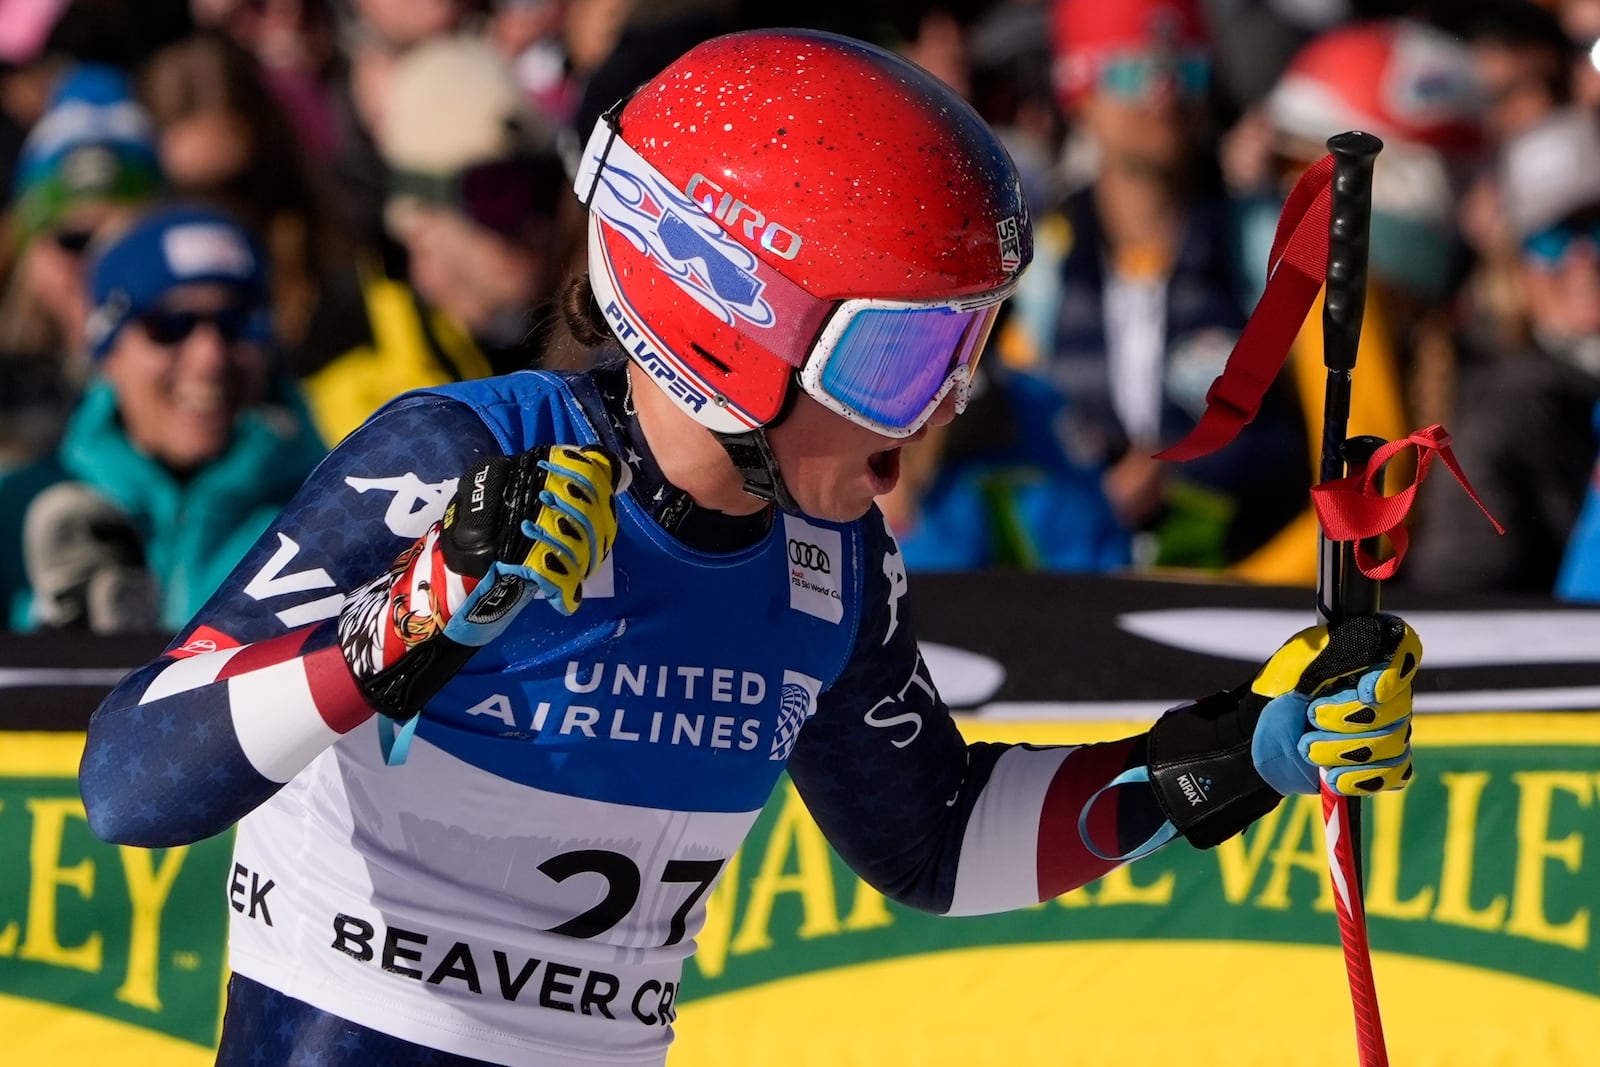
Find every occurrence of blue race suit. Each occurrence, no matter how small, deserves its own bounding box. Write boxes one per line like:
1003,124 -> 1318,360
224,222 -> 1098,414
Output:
81,358 -> 1158,1066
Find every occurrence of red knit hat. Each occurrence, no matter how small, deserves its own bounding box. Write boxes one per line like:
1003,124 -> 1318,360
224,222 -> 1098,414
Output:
1050,0 -> 1210,106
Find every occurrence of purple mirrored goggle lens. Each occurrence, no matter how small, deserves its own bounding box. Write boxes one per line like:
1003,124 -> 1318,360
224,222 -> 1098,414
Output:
815,302 -> 1000,430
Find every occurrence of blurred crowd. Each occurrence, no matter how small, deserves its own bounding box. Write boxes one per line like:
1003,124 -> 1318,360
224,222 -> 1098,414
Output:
4,0 -> 1600,635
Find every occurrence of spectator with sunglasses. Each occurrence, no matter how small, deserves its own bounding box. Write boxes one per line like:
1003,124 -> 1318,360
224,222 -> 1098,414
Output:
0,202 -> 325,632
0,63 -> 165,629
0,64 -> 164,414
1006,0 -> 1309,572
291,33 -> 570,446
1411,108 -> 1600,595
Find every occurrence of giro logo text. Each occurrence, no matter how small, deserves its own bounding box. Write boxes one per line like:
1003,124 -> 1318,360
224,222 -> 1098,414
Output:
685,174 -> 803,259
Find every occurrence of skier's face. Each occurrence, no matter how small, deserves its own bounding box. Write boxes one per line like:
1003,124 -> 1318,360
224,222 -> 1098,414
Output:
763,388 -> 960,522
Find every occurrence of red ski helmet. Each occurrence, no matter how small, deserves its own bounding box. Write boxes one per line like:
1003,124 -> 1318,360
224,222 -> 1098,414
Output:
576,29 -> 1032,438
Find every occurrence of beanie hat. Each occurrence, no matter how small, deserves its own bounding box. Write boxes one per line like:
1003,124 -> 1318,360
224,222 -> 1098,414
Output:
84,203 -> 271,360
1500,108 -> 1600,243
13,64 -> 163,242
1050,0 -> 1209,107
376,34 -> 551,176
1266,20 -> 1484,162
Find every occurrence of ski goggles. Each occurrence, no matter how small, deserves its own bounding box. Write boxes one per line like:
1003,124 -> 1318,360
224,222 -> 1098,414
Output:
577,108 -> 1017,438
796,287 -> 1010,437
1060,49 -> 1210,104
1098,50 -> 1211,101
1522,215 -> 1600,265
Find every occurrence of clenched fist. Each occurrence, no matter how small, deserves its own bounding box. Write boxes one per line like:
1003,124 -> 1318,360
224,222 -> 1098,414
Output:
339,445 -> 627,723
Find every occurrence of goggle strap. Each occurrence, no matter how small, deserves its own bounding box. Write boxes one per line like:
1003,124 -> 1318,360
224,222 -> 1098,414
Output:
579,89 -> 644,210
579,129 -> 616,211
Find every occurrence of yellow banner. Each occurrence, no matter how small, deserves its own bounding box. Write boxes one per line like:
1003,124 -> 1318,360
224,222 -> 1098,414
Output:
6,716 -> 1600,1066
671,714 -> 1600,1066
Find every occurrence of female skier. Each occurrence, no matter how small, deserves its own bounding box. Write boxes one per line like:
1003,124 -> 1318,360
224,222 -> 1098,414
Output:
81,28 -> 1420,1067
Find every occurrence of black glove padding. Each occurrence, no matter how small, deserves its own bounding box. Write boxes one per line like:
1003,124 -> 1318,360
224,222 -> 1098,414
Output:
338,445 -> 625,723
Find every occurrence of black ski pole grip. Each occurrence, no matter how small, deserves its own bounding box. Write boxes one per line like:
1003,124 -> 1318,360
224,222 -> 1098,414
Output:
1320,130 -> 1383,493
1323,132 -> 1381,372
1317,130 -> 1383,627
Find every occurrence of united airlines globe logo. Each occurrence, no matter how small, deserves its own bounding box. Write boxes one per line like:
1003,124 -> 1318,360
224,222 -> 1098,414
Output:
768,681 -> 813,761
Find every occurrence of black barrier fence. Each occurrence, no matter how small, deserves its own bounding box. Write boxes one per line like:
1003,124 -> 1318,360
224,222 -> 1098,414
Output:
5,572 -> 1599,728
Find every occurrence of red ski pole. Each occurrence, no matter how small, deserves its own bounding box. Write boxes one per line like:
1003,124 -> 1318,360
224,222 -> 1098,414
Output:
1316,129 -> 1390,1067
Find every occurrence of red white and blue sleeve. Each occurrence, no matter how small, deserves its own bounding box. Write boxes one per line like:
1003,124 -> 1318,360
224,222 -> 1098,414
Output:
786,514 -> 1166,915
79,394 -> 502,848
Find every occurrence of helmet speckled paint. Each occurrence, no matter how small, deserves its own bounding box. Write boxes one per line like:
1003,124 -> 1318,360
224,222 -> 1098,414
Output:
582,29 -> 1032,433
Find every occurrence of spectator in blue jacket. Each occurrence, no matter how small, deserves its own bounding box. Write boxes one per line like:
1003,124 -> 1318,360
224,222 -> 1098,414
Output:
0,202 -> 326,632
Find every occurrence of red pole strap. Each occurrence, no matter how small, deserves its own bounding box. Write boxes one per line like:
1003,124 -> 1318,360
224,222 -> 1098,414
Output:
1310,424 -> 1505,579
1156,156 -> 1335,462
1148,149 -> 1507,570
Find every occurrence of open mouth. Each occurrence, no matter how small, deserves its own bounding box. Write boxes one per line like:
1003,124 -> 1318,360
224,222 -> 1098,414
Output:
868,447 -> 901,487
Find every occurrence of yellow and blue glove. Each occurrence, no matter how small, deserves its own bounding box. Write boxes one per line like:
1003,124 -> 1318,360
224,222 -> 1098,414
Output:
1145,613 -> 1421,849
1248,614 -> 1420,797
443,445 -> 627,631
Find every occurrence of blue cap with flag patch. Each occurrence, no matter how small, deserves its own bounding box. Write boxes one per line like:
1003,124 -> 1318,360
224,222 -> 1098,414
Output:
84,202 -> 272,360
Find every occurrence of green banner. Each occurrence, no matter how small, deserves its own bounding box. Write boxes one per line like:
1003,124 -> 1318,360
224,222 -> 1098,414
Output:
684,724 -> 1600,1000
670,714 -> 1600,1066
0,735 -> 232,1061
5,715 -> 1599,1065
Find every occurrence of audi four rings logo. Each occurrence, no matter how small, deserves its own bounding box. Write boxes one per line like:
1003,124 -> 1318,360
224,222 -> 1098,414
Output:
788,539 -> 831,573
